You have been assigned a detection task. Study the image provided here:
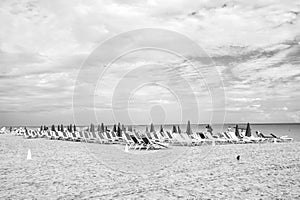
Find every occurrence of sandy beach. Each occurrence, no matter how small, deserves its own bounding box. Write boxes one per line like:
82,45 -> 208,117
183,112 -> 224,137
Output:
0,134 -> 299,199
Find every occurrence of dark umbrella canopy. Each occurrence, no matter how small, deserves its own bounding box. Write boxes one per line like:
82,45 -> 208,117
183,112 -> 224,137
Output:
73,124 -> 76,132
97,124 -> 101,132
101,123 -> 105,133
60,124 -> 64,132
150,123 -> 155,132
90,123 -> 95,133
178,125 -> 181,133
117,125 -> 122,137
113,124 -> 117,132
172,125 -> 177,133
160,125 -> 164,133
245,123 -> 251,137
69,124 -> 73,132
51,125 -> 55,131
186,120 -> 192,135
57,125 -> 60,131
235,124 -> 242,138
40,125 -> 43,131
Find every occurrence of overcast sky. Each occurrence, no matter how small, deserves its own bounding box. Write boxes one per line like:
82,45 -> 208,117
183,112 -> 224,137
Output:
0,0 -> 300,126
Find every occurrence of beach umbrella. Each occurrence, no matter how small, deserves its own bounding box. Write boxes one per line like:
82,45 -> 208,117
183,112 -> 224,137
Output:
235,124 -> 242,138
178,125 -> 181,133
69,124 -> 73,132
97,124 -> 101,132
113,124 -> 117,132
105,126 -> 108,131
186,120 -> 192,135
245,123 -> 251,137
150,123 -> 155,132
101,123 -> 105,133
51,124 -> 55,131
160,125 -> 164,133
117,125 -> 122,137
40,125 -> 43,131
172,125 -> 177,133
60,124 -> 64,132
43,125 -> 47,131
73,124 -> 76,132
90,123 -> 95,133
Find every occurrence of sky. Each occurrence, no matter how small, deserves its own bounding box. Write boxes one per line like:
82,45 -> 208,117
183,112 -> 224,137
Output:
0,0 -> 300,126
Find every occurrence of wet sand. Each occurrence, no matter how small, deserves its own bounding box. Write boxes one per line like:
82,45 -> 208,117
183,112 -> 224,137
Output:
0,134 -> 299,199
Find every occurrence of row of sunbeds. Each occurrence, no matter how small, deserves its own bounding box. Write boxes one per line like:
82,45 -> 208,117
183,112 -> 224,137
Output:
13,126 -> 293,150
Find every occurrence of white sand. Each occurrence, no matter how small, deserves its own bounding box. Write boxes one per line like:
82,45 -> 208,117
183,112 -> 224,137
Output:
0,134 -> 299,199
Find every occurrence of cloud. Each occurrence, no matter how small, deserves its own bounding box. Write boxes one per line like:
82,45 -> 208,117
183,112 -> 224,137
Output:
0,0 -> 300,125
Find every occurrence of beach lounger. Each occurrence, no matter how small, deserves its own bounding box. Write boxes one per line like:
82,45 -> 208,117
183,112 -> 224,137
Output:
23,130 -> 32,139
97,132 -> 110,144
89,131 -> 100,143
130,135 -> 147,150
61,131 -> 72,140
110,131 -> 122,142
83,131 -> 93,143
123,132 -> 140,150
133,131 -> 145,143
257,132 -> 274,142
141,136 -> 168,150
78,131 -> 85,140
69,131 -> 81,142
37,130 -> 46,138
190,132 -> 209,144
270,133 -> 293,142
52,131 -> 62,140
45,131 -> 54,139
105,132 -> 119,143
180,133 -> 200,146
170,132 -> 190,146
204,132 -> 227,145
226,131 -> 245,144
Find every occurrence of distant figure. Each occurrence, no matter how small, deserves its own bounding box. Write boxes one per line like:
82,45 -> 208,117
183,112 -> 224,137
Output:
236,155 -> 240,161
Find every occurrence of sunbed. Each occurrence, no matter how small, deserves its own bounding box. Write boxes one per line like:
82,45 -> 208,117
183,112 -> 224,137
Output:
179,132 -> 200,145
105,132 -> 119,143
23,130 -> 32,139
130,134 -> 147,150
69,131 -> 81,142
52,131 -> 62,140
123,132 -> 140,150
270,133 -> 293,142
83,131 -> 93,143
89,131 -> 100,143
